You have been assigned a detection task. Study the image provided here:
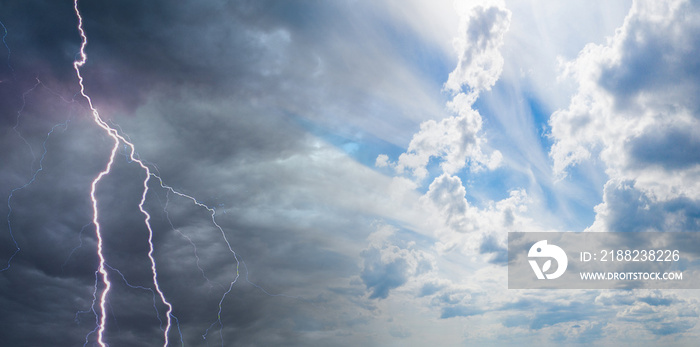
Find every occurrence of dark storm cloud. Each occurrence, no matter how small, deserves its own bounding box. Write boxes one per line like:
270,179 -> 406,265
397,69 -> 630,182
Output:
0,1 -> 78,83
0,0 -> 326,111
0,116 -> 186,345
1,0 -> 450,345
57,0 -> 444,144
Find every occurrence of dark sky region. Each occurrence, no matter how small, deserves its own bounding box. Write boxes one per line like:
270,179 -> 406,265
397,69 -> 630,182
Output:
1,0 -> 700,346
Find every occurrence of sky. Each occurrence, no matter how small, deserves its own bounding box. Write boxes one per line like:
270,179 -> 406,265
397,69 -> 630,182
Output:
1,0 -> 700,346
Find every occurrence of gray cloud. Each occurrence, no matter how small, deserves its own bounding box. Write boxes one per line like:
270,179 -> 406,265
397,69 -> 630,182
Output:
440,304 -> 484,319
479,233 -> 508,265
360,246 -> 410,300
626,126 -> 700,170
597,0 -> 700,113
549,0 -> 700,187
589,179 -> 700,233
0,0 -> 450,345
5,0 -> 700,345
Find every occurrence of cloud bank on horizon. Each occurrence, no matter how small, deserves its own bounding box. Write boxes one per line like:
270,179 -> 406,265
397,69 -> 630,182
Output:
1,0 -> 699,346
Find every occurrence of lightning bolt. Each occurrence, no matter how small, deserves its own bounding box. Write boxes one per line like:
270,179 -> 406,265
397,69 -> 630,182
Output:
4,118 -> 69,272
2,79 -> 40,272
161,187 -> 217,290
150,174 -> 241,344
104,263 -> 184,341
61,222 -> 92,273
72,1 -> 173,345
1,3 -> 300,345
10,79 -> 42,169
4,72 -> 85,273
75,270 -> 102,347
0,19 -> 14,74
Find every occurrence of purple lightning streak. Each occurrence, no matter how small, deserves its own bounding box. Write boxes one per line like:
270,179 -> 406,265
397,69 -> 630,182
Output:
72,1 -> 173,346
